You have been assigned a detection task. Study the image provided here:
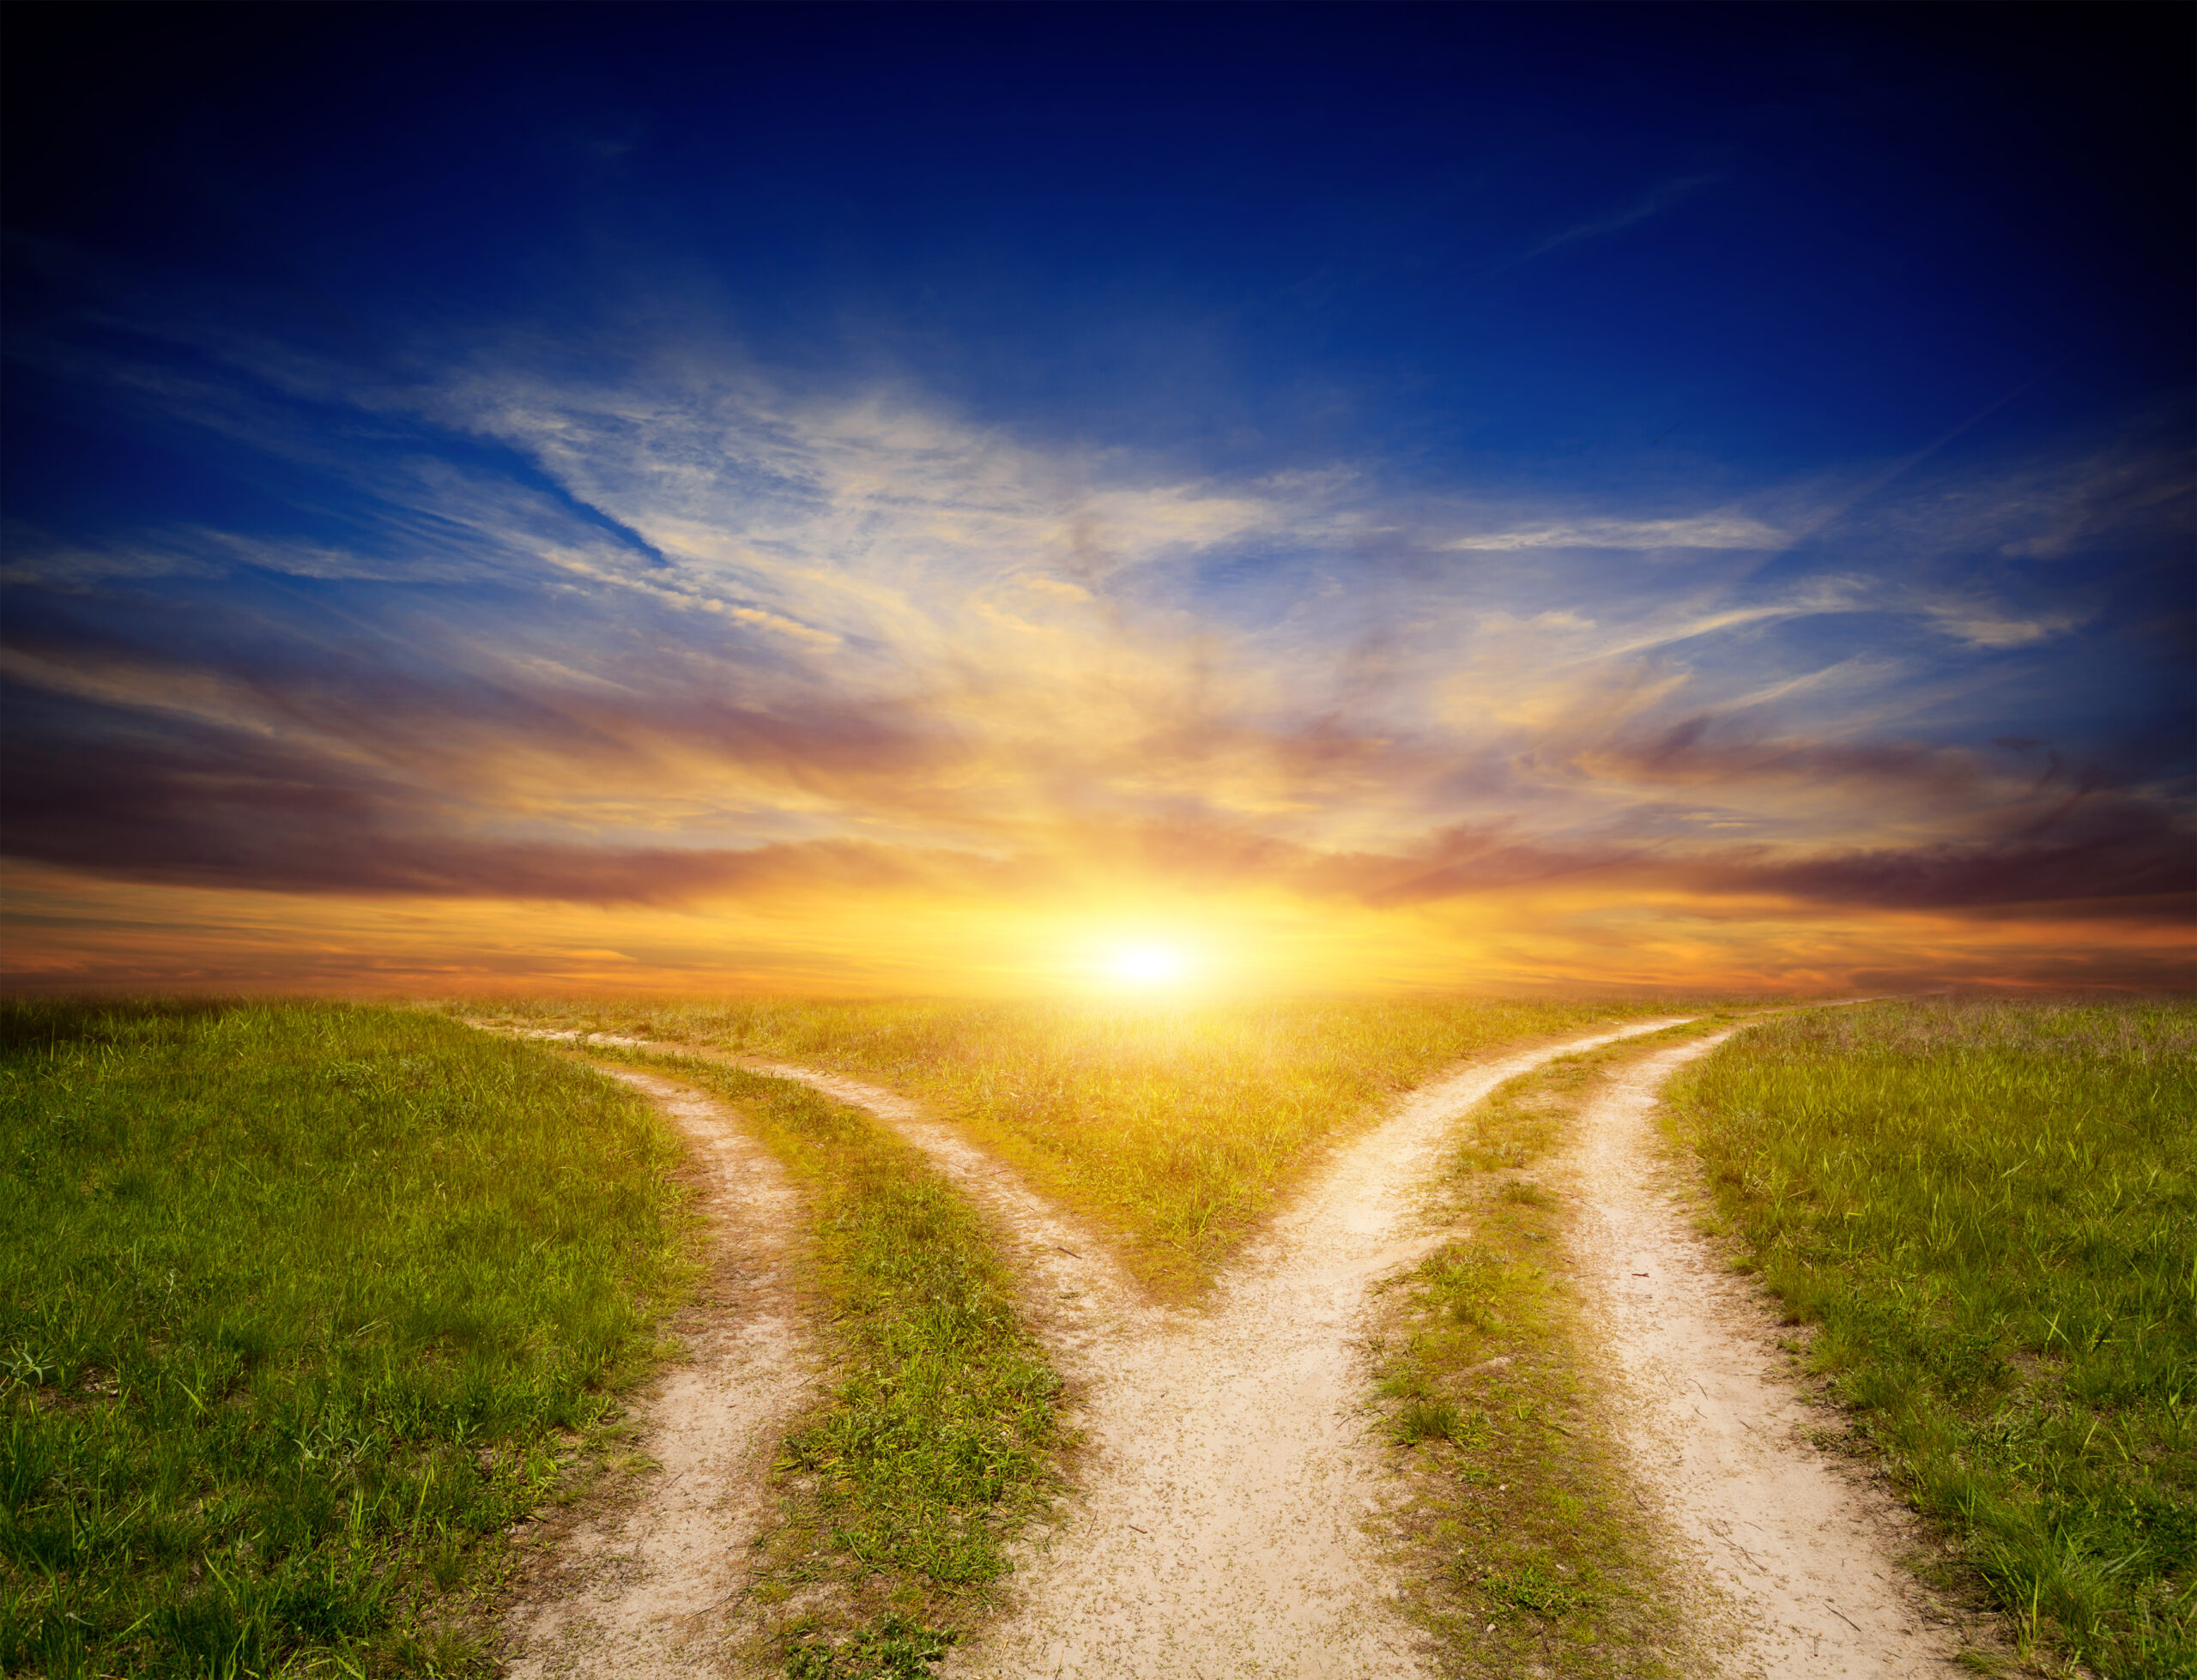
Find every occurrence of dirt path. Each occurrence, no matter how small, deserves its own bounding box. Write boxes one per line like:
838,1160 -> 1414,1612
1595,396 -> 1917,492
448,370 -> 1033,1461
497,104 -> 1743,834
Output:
487,1018 -> 1967,1676
500,1067 -> 814,1680
906,1018 -> 1689,1680
523,1022 -> 1691,1673
734,1059 -> 1153,1368
505,1036 -> 1147,1363
1567,1035 -> 1967,1677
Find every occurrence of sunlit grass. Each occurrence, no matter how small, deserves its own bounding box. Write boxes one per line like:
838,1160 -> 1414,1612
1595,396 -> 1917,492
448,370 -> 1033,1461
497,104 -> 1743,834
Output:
568,1045 -> 1068,1675
451,997 -> 1725,1296
0,1000 -> 693,1680
1667,999 -> 2197,1679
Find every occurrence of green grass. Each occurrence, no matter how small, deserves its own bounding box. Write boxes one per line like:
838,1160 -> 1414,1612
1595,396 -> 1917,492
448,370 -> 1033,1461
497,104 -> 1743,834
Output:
451,997 -> 1722,1296
1366,1022 -> 1731,1678
575,1047 -> 1067,1677
0,1000 -> 694,1680
1667,999 -> 2197,1678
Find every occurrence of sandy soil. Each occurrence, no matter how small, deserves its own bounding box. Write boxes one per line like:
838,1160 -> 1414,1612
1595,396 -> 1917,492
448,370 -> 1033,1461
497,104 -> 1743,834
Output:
499,1067 -> 814,1680
1566,1035 -> 1970,1677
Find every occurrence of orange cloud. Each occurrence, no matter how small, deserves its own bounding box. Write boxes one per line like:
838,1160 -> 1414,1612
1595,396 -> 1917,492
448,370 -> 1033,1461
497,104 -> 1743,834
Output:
4,368 -> 2189,996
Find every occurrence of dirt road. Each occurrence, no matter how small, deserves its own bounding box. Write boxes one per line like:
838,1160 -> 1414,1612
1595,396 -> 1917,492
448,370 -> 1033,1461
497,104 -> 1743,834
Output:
1567,1035 -> 1967,1677
500,1067 -> 813,1680
511,1022 -> 1681,1676
483,1018 -> 1983,1677
772,1020 -> 1684,1680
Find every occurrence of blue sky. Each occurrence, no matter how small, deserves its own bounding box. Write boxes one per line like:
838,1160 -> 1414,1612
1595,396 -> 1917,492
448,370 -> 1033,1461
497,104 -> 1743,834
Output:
3,4 -> 2190,993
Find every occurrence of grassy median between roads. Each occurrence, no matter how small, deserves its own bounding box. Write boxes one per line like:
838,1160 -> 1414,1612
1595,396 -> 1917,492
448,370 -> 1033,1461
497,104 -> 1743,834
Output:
459,998 -> 1710,1296
1667,999 -> 2197,1680
579,1046 -> 1068,1677
1367,1022 -> 1728,1679
0,1000 -> 693,1680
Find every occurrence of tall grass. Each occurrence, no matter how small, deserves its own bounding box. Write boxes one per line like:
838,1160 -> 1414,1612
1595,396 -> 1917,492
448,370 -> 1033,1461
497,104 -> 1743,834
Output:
0,1001 -> 692,1679
1667,1000 -> 2197,1678
578,1047 -> 1066,1676
457,998 -> 1710,1294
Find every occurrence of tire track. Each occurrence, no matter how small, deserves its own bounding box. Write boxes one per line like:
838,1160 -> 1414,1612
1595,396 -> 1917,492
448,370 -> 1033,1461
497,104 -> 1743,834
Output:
1566,1034 -> 1970,1677
499,1067 -> 814,1680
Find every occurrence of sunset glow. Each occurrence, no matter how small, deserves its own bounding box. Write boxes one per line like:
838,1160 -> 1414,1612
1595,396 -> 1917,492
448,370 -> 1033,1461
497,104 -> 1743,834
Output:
1107,946 -> 1191,988
2,10 -> 2188,997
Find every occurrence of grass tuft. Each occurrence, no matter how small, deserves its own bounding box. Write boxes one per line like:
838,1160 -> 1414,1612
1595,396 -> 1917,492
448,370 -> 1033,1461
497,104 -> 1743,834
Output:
785,1613 -> 956,1679
1471,1558 -> 1601,1618
1390,1395 -> 1468,1447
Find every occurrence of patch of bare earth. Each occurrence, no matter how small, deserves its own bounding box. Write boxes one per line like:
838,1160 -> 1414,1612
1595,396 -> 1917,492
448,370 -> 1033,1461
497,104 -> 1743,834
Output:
1567,1035 -> 1991,1677
497,1067 -> 815,1680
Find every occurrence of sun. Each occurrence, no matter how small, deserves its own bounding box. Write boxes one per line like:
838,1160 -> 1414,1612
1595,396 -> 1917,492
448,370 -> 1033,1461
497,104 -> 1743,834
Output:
1107,944 -> 1189,986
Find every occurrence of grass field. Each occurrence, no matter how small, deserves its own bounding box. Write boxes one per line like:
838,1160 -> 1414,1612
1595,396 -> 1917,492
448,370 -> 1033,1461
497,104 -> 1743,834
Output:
454,998 -> 1706,1296
1667,999 -> 2197,1679
29,989 -> 2150,1678
569,1045 -> 1068,1677
0,1001 -> 694,1680
1367,1021 -> 1729,1678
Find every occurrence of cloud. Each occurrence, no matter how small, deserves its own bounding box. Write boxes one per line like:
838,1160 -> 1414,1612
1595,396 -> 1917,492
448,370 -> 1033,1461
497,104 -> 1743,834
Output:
1719,828 -> 2193,919
3,320 -> 2187,990
1795,428 -> 2192,587
0,686 -> 1013,903
1910,592 -> 2081,650
1505,173 -> 1724,267
1438,511 -> 1787,552
9,652 -> 2186,934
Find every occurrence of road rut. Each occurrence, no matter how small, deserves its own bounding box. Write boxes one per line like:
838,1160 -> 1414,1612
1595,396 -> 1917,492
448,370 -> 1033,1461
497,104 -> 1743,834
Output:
500,1067 -> 813,1680
1569,1035 -> 1966,1677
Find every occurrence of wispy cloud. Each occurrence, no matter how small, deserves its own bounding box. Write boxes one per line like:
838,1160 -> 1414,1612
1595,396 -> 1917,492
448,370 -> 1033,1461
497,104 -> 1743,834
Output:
1504,173 -> 1723,267
3,324 -> 2185,988
1438,511 -> 1785,552
1909,591 -> 2083,650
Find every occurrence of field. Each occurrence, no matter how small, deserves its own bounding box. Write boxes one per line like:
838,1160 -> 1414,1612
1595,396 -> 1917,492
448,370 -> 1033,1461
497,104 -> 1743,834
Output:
6,992 -> 2192,1679
0,1001 -> 693,1678
1667,999 -> 2197,1677
453,997 -> 1703,1297
567,1045 -> 1070,1676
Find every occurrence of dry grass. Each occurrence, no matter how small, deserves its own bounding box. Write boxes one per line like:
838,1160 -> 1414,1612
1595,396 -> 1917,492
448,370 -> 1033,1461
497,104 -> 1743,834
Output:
447,996 -> 1732,1296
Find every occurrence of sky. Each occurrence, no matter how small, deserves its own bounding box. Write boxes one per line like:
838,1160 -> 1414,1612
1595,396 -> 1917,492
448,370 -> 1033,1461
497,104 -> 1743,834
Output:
3,3 -> 2191,997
